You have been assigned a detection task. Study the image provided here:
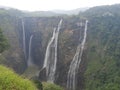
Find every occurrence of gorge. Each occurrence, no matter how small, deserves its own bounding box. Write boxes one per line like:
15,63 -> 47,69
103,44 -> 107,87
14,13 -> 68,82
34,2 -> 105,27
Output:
0,4 -> 120,90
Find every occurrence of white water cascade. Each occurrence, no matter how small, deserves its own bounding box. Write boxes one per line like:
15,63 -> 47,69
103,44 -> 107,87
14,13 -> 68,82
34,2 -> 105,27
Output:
67,20 -> 88,90
27,35 -> 34,66
43,19 -> 63,83
22,19 -> 26,59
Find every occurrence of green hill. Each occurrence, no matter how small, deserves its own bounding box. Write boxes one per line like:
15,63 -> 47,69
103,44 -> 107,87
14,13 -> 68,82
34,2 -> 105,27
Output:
0,65 -> 37,90
84,8 -> 120,90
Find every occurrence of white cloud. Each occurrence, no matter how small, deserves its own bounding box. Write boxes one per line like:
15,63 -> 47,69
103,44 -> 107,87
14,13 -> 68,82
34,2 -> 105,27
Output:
0,0 -> 120,11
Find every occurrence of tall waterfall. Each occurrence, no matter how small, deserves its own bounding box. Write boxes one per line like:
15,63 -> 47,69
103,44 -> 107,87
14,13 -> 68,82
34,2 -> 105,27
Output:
22,19 -> 26,59
28,35 -> 34,66
67,20 -> 88,90
43,19 -> 63,83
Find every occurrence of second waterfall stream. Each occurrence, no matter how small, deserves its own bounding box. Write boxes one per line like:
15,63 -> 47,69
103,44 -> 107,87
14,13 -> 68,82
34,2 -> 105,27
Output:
43,19 -> 63,83
28,35 -> 34,66
67,20 -> 88,90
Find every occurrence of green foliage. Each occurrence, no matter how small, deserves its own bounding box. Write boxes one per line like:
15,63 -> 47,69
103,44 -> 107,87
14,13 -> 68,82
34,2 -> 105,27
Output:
0,65 -> 37,90
42,82 -> 64,90
0,8 -> 24,17
0,28 -> 9,53
80,4 -> 120,18
33,80 -> 43,90
84,15 -> 120,90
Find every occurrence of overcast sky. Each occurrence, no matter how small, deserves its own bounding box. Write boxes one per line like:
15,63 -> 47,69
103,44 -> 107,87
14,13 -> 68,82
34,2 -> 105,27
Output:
0,0 -> 120,11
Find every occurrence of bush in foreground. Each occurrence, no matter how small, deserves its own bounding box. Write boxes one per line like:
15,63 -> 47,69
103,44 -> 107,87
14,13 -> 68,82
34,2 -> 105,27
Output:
0,65 -> 37,90
42,82 -> 64,90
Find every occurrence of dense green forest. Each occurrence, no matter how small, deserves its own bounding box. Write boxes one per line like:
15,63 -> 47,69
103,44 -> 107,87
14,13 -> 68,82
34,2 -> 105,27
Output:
0,28 -> 9,53
81,4 -> 120,90
85,16 -> 120,90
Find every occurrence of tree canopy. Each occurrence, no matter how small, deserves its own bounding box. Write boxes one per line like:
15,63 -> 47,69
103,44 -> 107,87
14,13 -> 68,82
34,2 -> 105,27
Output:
0,28 -> 9,53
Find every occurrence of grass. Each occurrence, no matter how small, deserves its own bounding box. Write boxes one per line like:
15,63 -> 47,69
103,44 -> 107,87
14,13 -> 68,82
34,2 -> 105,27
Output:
0,65 -> 37,90
42,82 -> 64,90
22,65 -> 40,79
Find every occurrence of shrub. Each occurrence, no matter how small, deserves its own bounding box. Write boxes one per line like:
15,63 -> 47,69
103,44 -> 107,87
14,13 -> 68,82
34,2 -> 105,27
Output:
0,65 -> 37,90
42,82 -> 63,90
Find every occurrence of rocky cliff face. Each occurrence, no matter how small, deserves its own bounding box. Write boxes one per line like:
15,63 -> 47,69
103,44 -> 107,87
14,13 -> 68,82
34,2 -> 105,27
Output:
19,17 -> 62,68
0,14 -> 86,89
0,13 -> 26,73
37,17 -> 87,90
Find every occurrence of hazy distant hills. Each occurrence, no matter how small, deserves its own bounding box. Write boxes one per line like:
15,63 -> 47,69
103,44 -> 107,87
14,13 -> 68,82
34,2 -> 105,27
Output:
0,5 -> 11,10
1,4 -> 120,17
22,7 -> 89,17
25,8 -> 89,17
80,4 -> 120,18
51,7 -> 89,15
0,5 -> 89,16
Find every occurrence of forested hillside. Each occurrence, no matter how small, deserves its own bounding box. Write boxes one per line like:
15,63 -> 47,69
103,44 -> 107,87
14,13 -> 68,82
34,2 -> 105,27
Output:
85,15 -> 120,90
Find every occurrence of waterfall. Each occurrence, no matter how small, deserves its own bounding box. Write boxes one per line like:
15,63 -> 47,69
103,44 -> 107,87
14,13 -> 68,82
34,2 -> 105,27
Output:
43,28 -> 56,68
22,19 -> 26,59
28,35 -> 34,66
67,20 -> 88,90
43,19 -> 63,83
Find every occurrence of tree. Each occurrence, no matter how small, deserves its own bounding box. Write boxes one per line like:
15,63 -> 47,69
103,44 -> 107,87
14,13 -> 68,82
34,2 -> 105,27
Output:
0,28 -> 9,53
